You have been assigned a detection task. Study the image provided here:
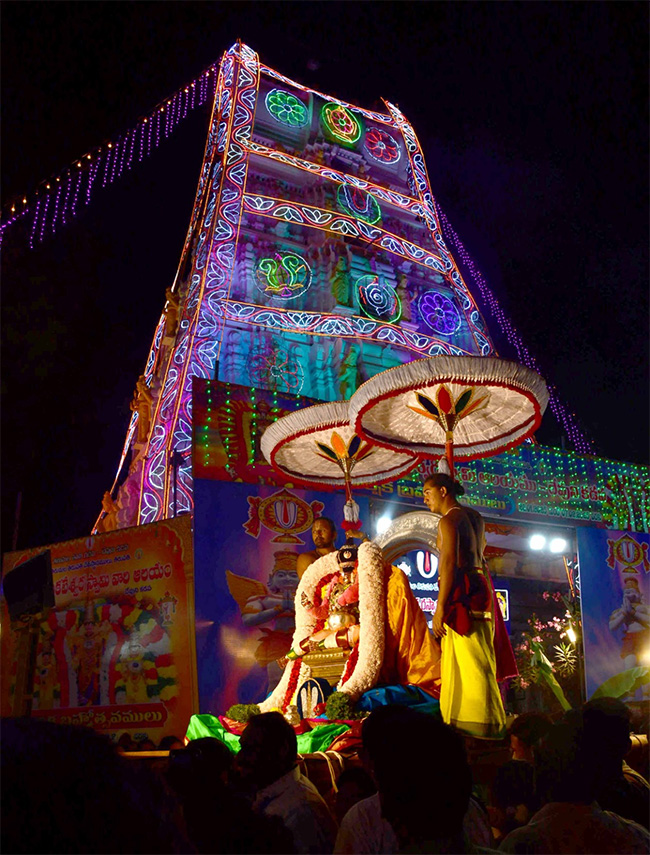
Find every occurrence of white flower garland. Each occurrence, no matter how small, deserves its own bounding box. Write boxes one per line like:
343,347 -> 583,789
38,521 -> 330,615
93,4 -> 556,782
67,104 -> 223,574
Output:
258,542 -> 386,712
336,541 -> 385,699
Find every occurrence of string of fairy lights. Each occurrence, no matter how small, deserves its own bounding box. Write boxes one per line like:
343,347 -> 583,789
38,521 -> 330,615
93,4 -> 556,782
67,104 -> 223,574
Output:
435,202 -> 595,457
1,61 -> 219,246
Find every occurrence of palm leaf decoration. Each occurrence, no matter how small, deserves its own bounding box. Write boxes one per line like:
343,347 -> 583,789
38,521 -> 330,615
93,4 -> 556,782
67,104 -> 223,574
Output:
408,385 -> 491,431
347,434 -> 362,458
436,385 -> 453,414
315,442 -> 339,462
416,392 -> 440,416
355,442 -> 374,462
455,389 -> 473,414
330,431 -> 348,459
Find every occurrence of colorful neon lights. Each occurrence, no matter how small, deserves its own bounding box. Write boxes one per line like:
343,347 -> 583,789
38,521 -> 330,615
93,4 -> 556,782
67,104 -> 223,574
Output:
364,127 -> 401,164
419,291 -> 461,335
255,252 -> 312,300
250,350 -> 306,395
223,300 -> 458,357
265,89 -> 309,127
356,275 -> 401,324
336,185 -> 381,224
321,102 -> 361,144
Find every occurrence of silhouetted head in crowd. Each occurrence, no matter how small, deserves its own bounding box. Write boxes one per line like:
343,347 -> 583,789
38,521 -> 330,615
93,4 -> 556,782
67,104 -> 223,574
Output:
237,711 -> 297,790
1,717 -> 187,854
582,698 -> 632,769
534,713 -> 600,806
334,765 -> 377,824
362,705 -> 473,849
116,731 -> 136,751
167,736 -> 233,800
508,712 -> 553,763
167,733 -> 295,854
159,734 -> 184,751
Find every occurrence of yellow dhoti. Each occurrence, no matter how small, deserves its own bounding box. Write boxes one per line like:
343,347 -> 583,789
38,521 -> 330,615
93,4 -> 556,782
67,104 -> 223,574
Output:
440,615 -> 505,739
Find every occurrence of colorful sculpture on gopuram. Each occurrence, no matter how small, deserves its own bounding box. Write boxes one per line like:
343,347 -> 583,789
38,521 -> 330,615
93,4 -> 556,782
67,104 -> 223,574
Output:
95,40 -> 497,534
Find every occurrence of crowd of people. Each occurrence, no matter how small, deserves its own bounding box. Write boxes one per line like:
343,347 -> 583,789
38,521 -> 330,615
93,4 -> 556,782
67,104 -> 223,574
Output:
1,696 -> 648,854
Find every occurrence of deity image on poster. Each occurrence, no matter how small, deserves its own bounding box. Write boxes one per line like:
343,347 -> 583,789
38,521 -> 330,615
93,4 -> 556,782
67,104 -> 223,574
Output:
1,517 -> 196,743
608,580 -> 650,672
226,551 -> 299,693
578,528 -> 650,701
31,595 -> 176,711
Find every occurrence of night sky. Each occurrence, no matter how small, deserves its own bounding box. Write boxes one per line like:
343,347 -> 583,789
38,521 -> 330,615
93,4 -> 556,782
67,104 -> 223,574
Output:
2,2 -> 648,552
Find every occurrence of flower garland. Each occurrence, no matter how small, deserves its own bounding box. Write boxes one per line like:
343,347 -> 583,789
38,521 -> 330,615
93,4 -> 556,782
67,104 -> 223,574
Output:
258,551 -> 339,713
335,541 -> 385,699
258,542 -> 386,712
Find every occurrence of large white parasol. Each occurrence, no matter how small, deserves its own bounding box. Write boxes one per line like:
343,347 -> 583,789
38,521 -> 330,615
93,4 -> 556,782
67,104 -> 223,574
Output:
349,355 -> 549,476
261,400 -> 420,505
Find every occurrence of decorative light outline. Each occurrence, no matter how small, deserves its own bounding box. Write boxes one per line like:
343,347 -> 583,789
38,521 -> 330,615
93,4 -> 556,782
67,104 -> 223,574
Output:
336,185 -> 381,224
356,274 -> 402,324
320,102 -> 362,145
419,291 -> 462,335
255,251 -> 312,300
265,89 -> 309,127
364,127 -> 401,164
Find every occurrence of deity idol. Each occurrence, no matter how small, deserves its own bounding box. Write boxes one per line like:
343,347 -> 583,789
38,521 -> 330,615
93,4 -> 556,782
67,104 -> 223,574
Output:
258,539 -> 441,717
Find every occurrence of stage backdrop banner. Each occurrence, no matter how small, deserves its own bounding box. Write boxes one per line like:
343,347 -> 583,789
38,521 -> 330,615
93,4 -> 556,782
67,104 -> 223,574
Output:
193,478 -> 369,715
1,516 -> 197,745
577,528 -> 649,699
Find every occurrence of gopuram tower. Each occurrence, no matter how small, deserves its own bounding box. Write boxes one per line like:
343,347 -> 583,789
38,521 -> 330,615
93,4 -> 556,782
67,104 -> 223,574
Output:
99,41 -> 495,532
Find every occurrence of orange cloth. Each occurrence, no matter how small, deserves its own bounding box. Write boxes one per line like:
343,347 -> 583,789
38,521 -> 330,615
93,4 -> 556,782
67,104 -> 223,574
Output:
379,565 -> 441,698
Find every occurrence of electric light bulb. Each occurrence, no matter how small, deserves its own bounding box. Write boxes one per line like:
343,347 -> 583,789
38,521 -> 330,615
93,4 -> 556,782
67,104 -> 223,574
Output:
550,538 -> 568,553
529,534 -> 546,550
376,516 -> 392,535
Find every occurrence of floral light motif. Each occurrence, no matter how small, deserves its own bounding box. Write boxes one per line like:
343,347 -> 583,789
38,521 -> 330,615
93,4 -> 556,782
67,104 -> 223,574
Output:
337,185 -> 381,224
364,127 -> 401,164
250,350 -> 305,395
321,103 -> 362,144
407,385 -> 490,434
356,274 -> 401,323
265,89 -> 309,127
419,291 -> 461,335
255,252 -> 312,300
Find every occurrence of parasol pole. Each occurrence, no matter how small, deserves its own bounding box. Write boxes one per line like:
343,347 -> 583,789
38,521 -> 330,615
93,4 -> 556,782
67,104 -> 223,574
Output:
445,430 -> 455,479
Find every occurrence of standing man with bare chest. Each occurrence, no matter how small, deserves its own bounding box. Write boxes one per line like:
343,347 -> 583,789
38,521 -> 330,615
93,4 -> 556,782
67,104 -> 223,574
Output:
423,473 -> 506,739
296,518 -> 338,580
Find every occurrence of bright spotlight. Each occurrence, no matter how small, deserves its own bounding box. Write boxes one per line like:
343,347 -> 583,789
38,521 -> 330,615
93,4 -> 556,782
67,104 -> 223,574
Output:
376,516 -> 392,535
549,537 -> 568,553
567,626 -> 577,644
529,534 -> 546,550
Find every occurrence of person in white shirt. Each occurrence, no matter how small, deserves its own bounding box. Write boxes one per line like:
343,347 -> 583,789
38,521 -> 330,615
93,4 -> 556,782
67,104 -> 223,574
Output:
335,705 -> 497,854
238,711 -> 337,854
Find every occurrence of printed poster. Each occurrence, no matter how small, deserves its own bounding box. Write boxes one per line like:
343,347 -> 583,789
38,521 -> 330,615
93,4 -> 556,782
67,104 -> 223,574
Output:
193,478 -> 365,715
577,528 -> 649,699
1,516 -> 197,745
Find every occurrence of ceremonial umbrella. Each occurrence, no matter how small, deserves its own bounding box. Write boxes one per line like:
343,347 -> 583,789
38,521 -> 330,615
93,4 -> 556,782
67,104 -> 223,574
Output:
261,400 -> 419,523
349,355 -> 549,477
